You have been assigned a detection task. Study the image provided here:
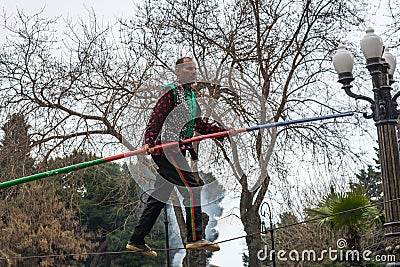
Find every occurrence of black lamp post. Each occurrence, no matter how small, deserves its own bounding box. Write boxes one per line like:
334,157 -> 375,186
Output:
333,27 -> 400,266
260,201 -> 276,267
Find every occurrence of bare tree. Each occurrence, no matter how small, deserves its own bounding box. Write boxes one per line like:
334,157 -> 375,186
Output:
0,9 -> 160,266
0,9 -> 155,161
386,0 -> 400,49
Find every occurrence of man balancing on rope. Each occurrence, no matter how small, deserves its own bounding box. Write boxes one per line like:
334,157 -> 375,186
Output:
126,57 -> 236,257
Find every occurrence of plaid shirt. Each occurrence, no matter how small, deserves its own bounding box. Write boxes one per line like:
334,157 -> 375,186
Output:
144,82 -> 225,156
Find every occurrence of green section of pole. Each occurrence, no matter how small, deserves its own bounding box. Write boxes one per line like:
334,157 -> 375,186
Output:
0,158 -> 105,189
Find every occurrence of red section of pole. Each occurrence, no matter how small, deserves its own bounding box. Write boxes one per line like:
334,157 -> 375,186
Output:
109,129 -> 247,161
104,148 -> 147,162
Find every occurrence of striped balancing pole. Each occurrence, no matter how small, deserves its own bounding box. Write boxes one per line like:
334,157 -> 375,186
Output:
0,111 -> 353,189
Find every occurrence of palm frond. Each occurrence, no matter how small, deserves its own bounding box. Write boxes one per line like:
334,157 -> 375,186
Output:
307,188 -> 383,230
306,206 -> 333,227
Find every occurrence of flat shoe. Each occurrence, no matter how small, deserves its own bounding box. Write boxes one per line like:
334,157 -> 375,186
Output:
126,242 -> 157,257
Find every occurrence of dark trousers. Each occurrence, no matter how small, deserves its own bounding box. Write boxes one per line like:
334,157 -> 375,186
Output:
130,155 -> 203,244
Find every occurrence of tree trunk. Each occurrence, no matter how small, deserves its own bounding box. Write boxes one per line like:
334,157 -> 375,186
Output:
244,213 -> 262,267
182,212 -> 209,267
90,239 -> 108,267
181,147 -> 208,267
346,226 -> 363,267
173,202 -> 208,267
240,190 -> 262,267
183,249 -> 207,267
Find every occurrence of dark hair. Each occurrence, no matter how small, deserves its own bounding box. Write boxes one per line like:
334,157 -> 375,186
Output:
175,57 -> 193,67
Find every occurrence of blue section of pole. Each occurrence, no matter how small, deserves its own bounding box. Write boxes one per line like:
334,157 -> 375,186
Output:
247,112 -> 354,132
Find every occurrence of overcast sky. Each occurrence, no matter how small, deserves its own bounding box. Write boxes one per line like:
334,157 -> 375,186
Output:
0,0 -> 137,22
0,1 -> 395,267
